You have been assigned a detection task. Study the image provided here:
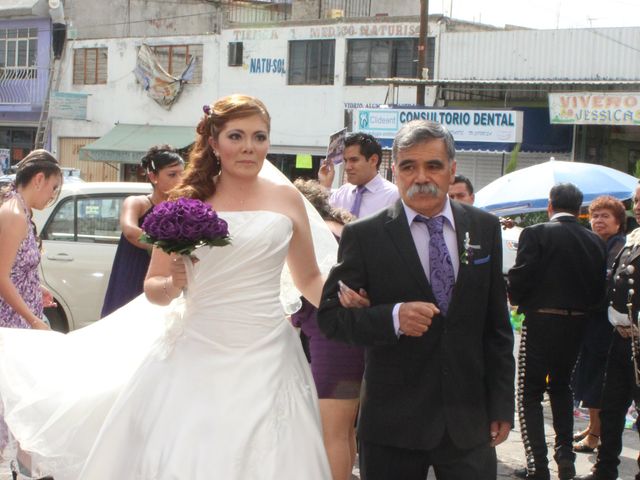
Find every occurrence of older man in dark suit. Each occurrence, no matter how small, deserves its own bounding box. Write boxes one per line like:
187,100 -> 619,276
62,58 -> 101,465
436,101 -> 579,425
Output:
318,120 -> 515,480
508,183 -> 607,480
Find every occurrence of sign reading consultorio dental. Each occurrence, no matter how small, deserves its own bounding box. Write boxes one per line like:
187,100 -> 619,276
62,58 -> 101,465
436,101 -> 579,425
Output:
549,92 -> 640,125
353,108 -> 523,143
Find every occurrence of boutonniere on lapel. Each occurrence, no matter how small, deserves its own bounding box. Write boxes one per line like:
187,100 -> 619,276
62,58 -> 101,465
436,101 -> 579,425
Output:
460,232 -> 481,265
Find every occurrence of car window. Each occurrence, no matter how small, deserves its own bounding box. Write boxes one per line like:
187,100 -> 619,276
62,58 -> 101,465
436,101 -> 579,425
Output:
42,194 -> 128,244
77,197 -> 123,243
44,199 -> 74,241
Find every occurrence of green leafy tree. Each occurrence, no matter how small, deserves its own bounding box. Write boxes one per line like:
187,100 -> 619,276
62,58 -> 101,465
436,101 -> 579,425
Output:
505,143 -> 521,174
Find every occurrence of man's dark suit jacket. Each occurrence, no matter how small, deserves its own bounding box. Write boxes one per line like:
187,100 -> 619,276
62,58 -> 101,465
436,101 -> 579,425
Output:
317,199 -> 515,451
508,215 -> 606,313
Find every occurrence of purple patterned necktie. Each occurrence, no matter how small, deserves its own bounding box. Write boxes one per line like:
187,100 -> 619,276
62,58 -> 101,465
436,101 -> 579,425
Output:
350,185 -> 366,217
415,215 -> 455,315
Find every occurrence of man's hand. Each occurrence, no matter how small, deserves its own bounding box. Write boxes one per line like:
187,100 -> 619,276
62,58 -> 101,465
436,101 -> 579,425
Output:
489,420 -> 511,446
318,158 -> 335,188
398,302 -> 439,337
499,217 -> 515,229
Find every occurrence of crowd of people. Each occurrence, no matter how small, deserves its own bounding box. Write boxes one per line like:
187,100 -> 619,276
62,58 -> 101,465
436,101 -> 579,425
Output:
0,93 -> 638,480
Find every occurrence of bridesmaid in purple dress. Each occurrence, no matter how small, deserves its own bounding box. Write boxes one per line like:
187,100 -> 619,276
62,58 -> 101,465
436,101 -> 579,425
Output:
292,179 -> 366,480
100,145 -> 184,317
0,150 -> 62,463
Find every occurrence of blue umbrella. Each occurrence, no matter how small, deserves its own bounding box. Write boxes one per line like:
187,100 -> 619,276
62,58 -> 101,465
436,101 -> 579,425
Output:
475,159 -> 639,215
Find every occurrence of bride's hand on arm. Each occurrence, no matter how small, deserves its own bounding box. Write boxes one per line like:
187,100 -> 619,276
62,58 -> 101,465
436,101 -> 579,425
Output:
144,249 -> 187,305
337,281 -> 370,308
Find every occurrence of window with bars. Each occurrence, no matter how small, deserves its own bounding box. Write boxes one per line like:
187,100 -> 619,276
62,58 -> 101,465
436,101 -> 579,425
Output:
346,38 -> 432,85
151,44 -> 202,83
288,40 -> 335,85
73,48 -> 108,85
0,28 -> 38,77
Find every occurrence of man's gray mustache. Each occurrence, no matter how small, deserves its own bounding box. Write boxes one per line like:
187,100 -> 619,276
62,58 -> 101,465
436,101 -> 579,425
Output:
407,183 -> 439,198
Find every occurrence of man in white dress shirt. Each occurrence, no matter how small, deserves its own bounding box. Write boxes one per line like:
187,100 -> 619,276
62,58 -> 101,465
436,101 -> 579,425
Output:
319,133 -> 398,219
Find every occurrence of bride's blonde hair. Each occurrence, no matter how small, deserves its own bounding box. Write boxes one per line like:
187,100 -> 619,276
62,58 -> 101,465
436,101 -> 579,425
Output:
170,94 -> 271,201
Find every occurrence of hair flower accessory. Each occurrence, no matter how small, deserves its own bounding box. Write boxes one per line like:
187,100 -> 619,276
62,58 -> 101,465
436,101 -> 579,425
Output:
460,231 -> 481,265
202,104 -> 212,116
140,198 -> 231,256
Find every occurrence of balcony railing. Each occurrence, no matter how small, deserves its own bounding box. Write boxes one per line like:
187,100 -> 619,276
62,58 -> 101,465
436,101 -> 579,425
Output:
223,1 -> 291,25
0,66 -> 48,106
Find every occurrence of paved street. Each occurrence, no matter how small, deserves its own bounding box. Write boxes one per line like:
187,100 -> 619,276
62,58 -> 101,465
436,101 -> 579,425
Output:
2,407 -> 638,480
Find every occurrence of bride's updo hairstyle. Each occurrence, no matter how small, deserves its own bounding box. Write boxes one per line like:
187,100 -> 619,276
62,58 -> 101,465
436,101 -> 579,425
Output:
170,94 -> 271,201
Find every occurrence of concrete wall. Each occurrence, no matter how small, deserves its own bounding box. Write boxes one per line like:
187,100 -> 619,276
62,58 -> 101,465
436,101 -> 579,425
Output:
370,0 -> 419,17
219,20 -> 433,153
51,18 -> 435,158
64,0 -> 222,39
51,33 -> 218,156
291,0 -> 319,20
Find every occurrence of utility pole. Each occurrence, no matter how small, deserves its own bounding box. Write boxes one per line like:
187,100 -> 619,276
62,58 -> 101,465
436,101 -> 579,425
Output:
416,0 -> 429,105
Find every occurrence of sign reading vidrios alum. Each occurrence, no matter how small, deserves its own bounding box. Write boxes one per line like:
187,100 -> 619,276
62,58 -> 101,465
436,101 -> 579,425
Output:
549,92 -> 640,125
353,108 -> 523,143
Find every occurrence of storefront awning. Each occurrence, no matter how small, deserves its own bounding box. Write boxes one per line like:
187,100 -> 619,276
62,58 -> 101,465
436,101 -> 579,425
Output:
79,124 -> 195,164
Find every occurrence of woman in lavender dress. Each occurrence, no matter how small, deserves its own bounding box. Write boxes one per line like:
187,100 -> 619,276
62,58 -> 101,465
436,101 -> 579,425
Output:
0,150 -> 61,464
100,145 -> 184,317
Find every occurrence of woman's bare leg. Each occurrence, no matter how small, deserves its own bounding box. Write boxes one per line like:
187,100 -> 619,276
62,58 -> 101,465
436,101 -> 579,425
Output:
319,398 -> 360,480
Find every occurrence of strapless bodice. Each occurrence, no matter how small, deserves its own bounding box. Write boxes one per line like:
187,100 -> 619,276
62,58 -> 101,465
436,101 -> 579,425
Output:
179,211 -> 293,347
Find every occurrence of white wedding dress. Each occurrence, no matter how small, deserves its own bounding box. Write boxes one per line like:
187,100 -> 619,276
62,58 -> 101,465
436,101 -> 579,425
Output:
0,210 -> 332,480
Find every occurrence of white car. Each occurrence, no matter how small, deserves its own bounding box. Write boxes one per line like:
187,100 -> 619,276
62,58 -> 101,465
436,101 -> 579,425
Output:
502,225 -> 522,275
33,182 -> 151,332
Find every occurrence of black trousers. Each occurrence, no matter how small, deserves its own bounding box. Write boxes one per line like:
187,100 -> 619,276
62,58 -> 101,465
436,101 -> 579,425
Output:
592,333 -> 640,480
359,432 -> 497,480
517,312 -> 585,477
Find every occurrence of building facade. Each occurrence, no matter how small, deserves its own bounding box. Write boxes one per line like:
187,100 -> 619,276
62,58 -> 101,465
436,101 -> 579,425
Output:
44,0 -> 640,189
0,0 -> 57,171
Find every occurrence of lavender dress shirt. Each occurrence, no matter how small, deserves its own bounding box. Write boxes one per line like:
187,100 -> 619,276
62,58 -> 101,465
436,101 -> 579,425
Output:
329,174 -> 399,219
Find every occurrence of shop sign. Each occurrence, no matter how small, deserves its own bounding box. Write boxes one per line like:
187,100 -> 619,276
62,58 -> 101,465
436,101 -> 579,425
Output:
352,108 -> 523,143
549,92 -> 640,125
50,92 -> 88,120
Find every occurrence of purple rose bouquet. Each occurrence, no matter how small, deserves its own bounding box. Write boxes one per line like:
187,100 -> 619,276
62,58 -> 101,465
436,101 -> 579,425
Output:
140,198 -> 231,255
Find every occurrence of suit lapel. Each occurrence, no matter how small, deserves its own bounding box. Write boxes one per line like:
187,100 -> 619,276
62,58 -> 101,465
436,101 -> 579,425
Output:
384,201 -> 431,294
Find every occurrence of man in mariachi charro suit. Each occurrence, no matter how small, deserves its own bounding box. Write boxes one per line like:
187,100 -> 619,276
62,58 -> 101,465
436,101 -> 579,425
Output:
576,183 -> 640,480
318,120 -> 515,480
508,183 -> 607,480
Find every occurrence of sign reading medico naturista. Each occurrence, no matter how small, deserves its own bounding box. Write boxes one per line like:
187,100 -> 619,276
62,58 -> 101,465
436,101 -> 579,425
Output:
352,108 -> 523,143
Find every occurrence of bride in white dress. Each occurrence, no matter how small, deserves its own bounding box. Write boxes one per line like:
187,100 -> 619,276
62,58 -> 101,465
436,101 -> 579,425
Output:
0,95 -> 335,479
